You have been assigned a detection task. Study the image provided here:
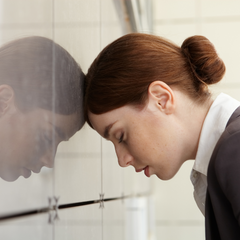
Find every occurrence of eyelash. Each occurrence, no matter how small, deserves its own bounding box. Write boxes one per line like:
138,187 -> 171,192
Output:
118,133 -> 124,143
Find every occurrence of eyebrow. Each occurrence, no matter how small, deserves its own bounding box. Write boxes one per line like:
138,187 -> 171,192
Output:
104,122 -> 116,139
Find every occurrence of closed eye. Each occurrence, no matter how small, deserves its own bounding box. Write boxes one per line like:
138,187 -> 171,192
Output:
118,133 -> 124,143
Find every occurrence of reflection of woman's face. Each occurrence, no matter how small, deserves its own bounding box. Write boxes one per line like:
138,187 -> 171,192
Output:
0,108 -> 80,181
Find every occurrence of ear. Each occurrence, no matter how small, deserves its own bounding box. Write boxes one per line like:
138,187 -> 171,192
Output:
147,81 -> 175,114
0,85 -> 15,117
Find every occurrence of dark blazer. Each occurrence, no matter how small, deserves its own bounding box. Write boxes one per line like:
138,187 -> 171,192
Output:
206,106 -> 240,239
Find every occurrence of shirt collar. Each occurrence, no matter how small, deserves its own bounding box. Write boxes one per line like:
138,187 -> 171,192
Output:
192,93 -> 240,176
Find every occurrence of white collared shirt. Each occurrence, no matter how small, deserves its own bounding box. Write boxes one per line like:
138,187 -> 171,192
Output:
190,93 -> 240,215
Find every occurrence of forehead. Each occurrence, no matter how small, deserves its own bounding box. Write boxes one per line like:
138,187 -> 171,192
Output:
54,111 -> 81,139
88,109 -> 118,132
88,105 -> 141,135
25,109 -> 81,140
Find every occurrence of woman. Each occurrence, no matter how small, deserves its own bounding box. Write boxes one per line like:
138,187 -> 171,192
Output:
84,33 -> 240,239
0,36 -> 84,182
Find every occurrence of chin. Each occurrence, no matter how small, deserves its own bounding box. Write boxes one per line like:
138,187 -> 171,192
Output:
0,173 -> 20,182
156,172 -> 176,181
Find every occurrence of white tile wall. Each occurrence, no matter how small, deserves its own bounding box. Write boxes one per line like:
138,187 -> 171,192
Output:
0,172 -> 53,215
201,0 -> 240,18
56,204 -> 102,240
0,213 -> 52,240
103,200 -> 124,240
154,0 -> 196,20
0,0 -> 53,43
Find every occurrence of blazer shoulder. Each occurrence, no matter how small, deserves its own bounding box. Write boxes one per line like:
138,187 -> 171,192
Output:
208,117 -> 240,184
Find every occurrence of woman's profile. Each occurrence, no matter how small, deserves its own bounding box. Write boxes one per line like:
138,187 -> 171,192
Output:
0,36 -> 84,182
84,33 -> 240,239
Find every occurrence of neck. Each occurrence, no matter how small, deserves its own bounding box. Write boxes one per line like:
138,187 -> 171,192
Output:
188,98 -> 214,160
174,91 -> 214,161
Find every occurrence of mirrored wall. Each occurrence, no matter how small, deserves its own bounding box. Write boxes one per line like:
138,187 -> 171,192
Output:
0,1 -> 153,239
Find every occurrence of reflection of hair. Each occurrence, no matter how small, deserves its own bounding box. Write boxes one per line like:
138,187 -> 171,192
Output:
0,36 -> 84,115
84,33 -> 225,123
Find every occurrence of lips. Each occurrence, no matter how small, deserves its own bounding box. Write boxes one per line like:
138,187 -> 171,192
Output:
144,166 -> 150,178
22,168 -> 32,178
32,168 -> 41,174
135,168 -> 144,173
135,166 -> 150,178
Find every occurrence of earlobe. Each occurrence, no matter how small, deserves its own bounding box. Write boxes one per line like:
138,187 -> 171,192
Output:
148,81 -> 175,114
0,85 -> 15,116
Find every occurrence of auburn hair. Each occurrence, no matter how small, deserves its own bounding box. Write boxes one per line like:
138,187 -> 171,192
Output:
84,33 -> 225,125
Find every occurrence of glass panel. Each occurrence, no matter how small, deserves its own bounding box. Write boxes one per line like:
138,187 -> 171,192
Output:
55,204 -> 102,240
53,0 -> 101,204
0,213 -> 52,240
103,200 -> 124,240
102,139 -> 123,198
0,0 -> 55,217
0,0 -> 85,229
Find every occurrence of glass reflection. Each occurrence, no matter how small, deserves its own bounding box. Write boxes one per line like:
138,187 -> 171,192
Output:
0,36 -> 84,182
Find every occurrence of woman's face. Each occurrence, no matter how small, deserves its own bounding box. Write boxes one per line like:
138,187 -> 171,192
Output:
0,108 -> 80,182
88,101 -> 188,180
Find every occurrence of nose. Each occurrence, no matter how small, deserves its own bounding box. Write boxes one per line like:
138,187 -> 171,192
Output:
41,155 -> 55,168
115,145 -> 133,168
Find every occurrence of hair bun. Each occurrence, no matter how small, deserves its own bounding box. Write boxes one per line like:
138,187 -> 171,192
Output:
181,35 -> 225,86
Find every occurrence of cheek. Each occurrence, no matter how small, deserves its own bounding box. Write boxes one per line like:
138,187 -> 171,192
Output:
20,134 -> 53,164
126,135 -> 150,161
36,138 -> 57,158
